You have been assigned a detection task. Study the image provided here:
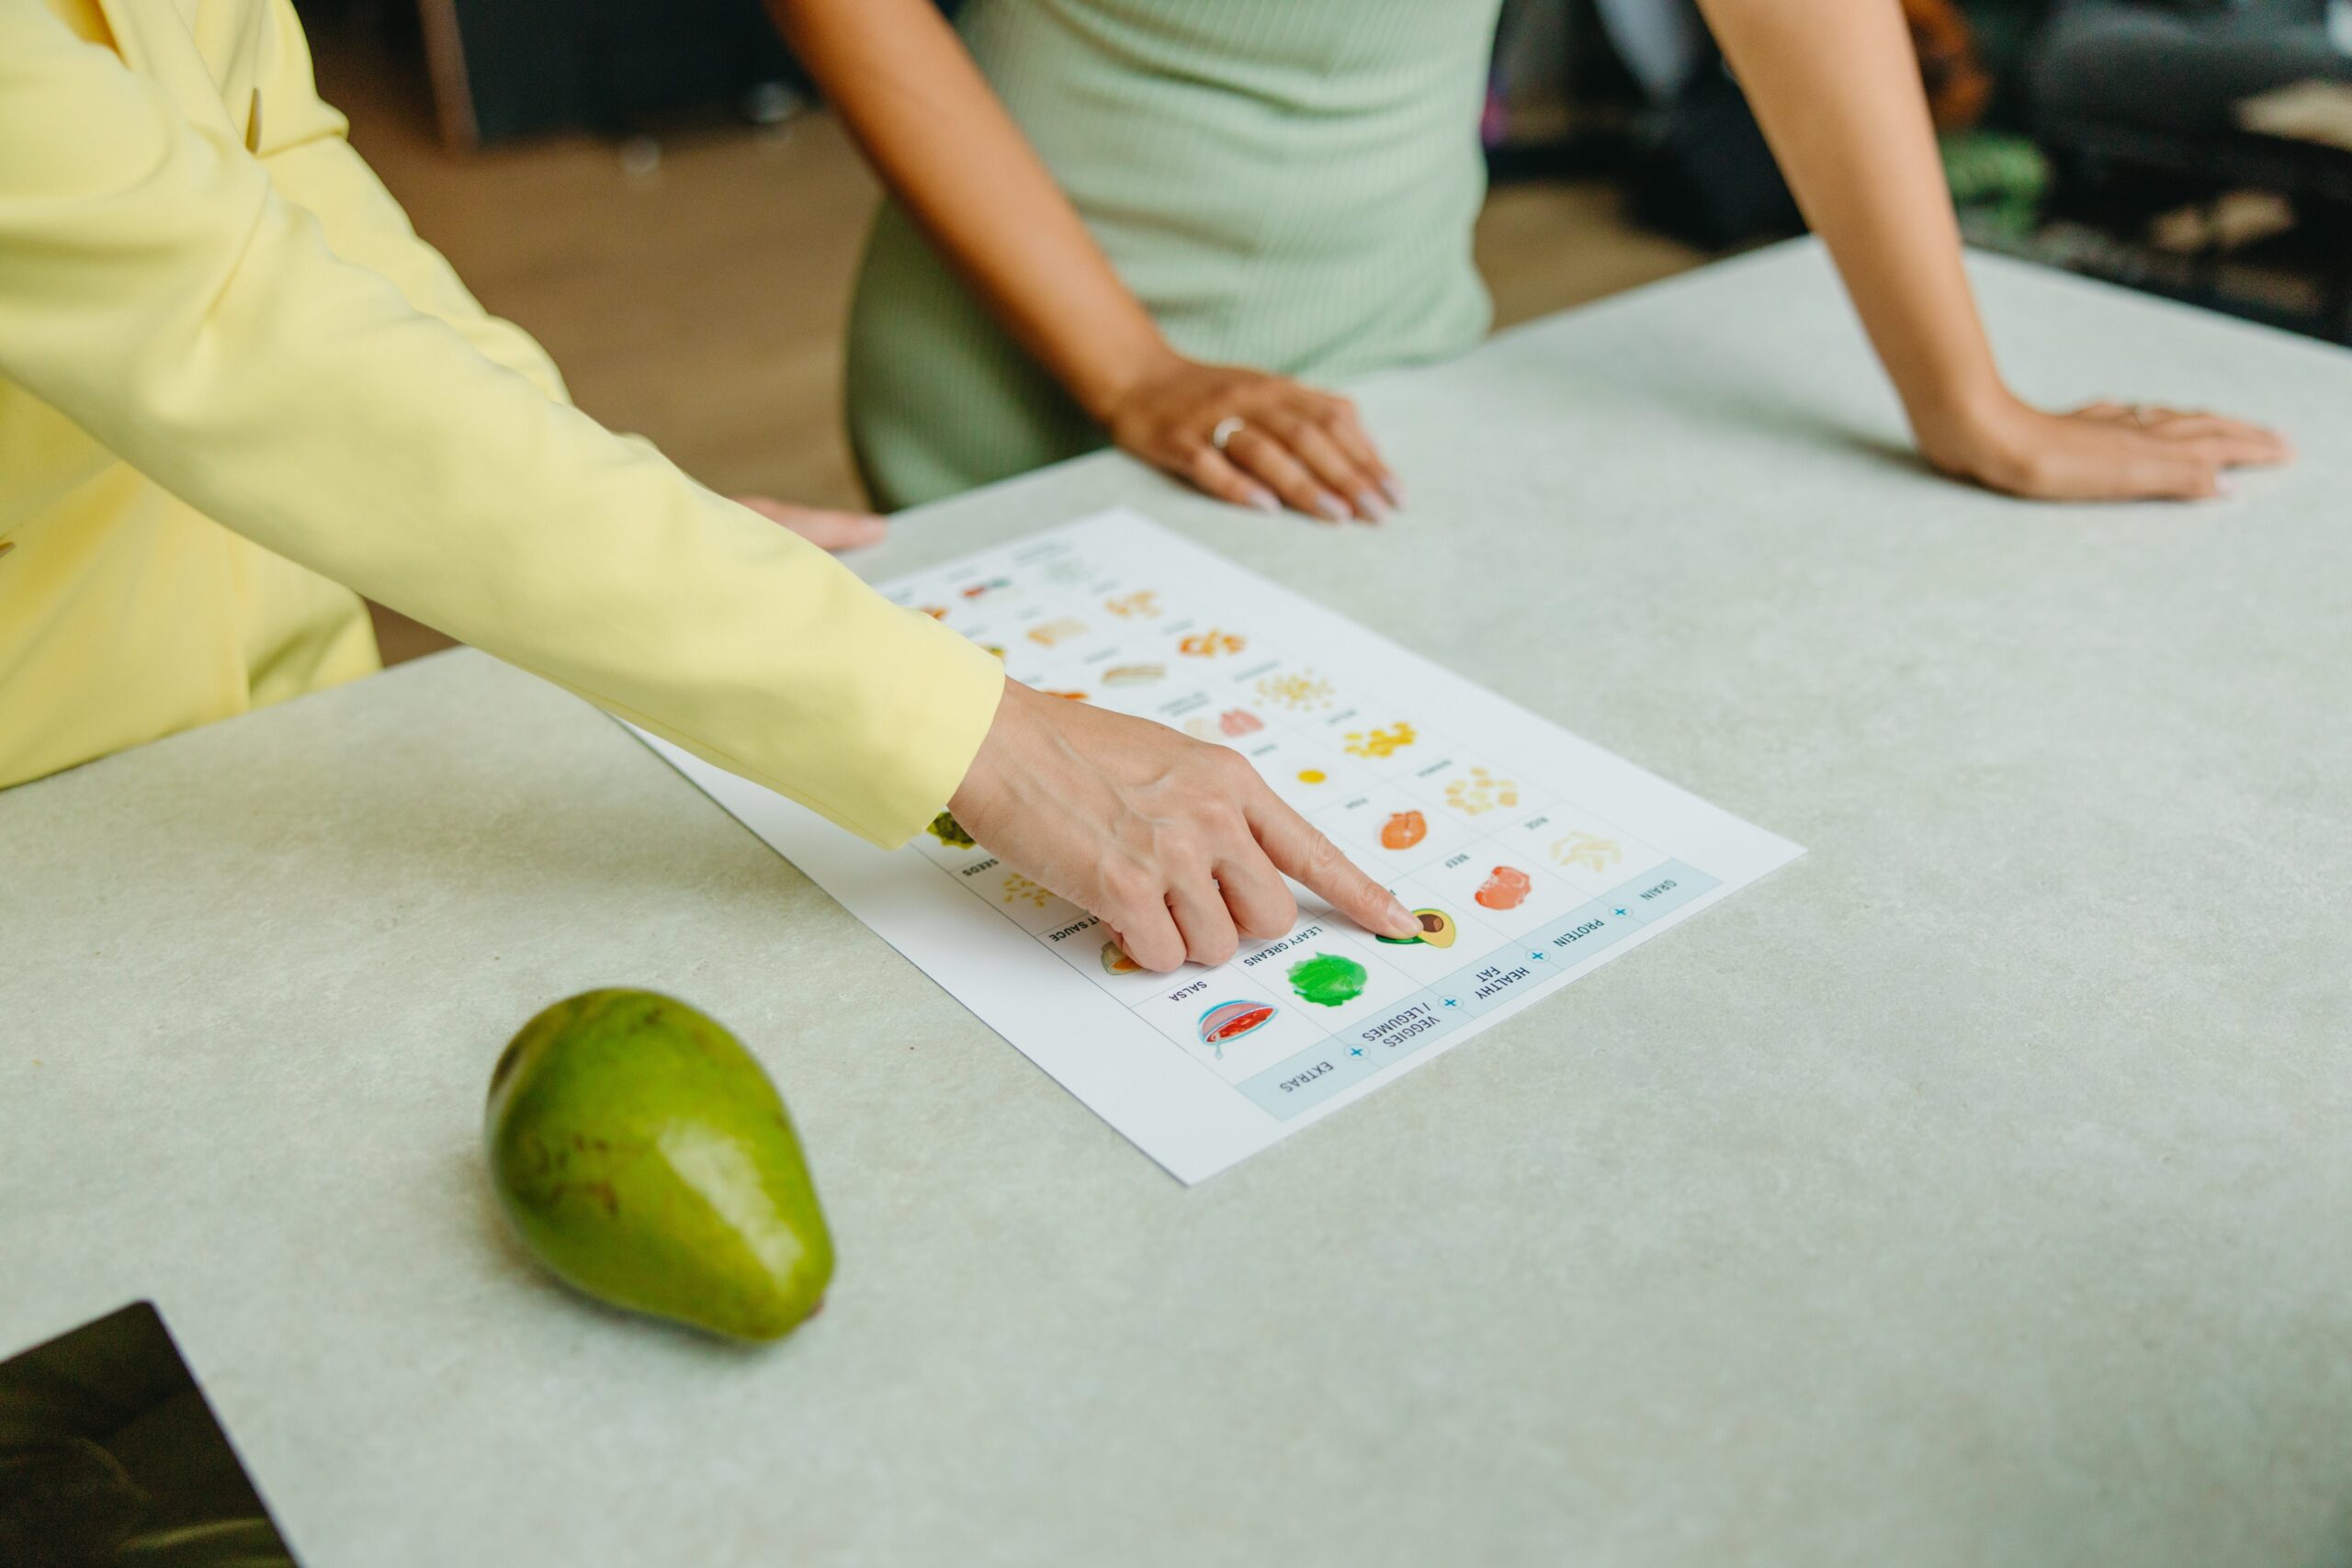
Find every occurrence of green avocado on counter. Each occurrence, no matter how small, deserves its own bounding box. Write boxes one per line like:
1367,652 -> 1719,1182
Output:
484,989 -> 833,1342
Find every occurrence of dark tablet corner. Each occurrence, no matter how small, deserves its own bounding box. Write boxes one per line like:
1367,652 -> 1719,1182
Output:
0,1300 -> 300,1568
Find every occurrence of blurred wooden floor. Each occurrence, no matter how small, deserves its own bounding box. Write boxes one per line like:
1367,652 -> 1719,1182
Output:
309,32 -> 1702,664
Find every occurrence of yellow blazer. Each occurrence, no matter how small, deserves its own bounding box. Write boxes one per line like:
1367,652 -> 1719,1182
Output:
0,0 -> 1001,845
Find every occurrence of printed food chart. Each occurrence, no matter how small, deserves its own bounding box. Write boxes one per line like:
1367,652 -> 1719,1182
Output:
637,510 -> 1801,1183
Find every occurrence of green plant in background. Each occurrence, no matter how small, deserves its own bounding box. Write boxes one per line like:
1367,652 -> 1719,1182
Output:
1943,130 -> 2052,242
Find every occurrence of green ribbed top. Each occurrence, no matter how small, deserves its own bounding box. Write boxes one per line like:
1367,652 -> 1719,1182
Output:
844,0 -> 1505,508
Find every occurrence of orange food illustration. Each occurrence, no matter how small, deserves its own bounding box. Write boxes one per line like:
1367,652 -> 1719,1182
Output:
1379,810 -> 1427,851
1104,590 -> 1160,620
1476,865 -> 1532,910
1178,627 -> 1246,658
1026,617 -> 1087,647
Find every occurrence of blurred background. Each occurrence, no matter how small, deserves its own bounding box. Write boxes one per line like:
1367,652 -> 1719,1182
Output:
315,0 -> 2352,662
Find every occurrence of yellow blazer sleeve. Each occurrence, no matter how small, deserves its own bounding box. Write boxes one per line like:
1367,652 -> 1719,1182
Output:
246,0 -> 569,405
0,6 -> 1002,846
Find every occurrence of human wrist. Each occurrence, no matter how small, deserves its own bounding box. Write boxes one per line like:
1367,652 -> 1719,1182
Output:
1069,332 -> 1182,426
946,677 -> 1029,823
1906,372 -> 2027,479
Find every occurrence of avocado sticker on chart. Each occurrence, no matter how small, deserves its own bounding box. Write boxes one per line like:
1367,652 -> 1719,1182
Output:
1286,952 -> 1367,1009
1376,908 -> 1457,949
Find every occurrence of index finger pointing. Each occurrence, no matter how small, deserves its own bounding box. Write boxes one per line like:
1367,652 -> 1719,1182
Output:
1243,790 -> 1420,940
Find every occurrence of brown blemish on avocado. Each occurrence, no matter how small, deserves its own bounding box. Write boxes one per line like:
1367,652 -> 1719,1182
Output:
542,1179 -> 620,1217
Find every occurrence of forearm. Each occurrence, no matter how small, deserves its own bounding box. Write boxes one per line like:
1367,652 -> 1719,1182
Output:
0,10 -> 1001,844
772,0 -> 1170,419
1694,0 -> 2005,435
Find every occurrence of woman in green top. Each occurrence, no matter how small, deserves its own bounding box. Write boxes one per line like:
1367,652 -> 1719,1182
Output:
775,0 -> 2287,517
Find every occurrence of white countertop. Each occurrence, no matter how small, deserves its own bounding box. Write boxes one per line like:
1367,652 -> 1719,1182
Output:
8,243 -> 2350,1566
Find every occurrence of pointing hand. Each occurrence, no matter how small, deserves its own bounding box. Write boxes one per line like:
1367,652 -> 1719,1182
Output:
946,682 -> 1422,972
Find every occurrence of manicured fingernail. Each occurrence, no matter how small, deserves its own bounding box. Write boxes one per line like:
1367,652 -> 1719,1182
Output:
1315,491 -> 1350,524
1354,491 -> 1389,524
1379,476 -> 1408,510
2215,475 -> 2235,497
1245,486 -> 1280,513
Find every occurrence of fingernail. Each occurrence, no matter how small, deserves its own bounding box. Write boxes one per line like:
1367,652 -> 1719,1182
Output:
1315,491 -> 1350,524
1385,895 -> 1418,934
1245,486 -> 1280,513
2215,475 -> 2235,497
1353,491 -> 1389,524
1379,476 -> 1408,510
